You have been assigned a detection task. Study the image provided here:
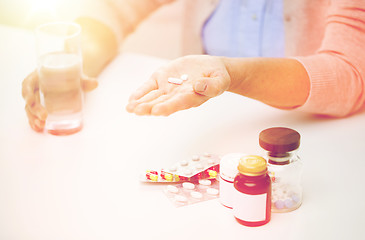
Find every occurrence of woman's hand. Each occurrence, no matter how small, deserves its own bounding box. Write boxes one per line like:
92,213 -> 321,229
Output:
22,17 -> 119,132
22,71 -> 98,132
126,55 -> 231,116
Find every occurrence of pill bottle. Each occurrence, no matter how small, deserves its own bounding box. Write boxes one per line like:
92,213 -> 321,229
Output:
259,127 -> 303,213
219,153 -> 243,208
233,155 -> 271,227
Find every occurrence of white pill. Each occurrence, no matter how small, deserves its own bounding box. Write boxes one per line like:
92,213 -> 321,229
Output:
284,199 -> 294,208
204,152 -> 211,157
182,182 -> 195,190
168,77 -> 183,85
166,185 -> 179,193
275,189 -> 286,198
207,159 -> 215,164
276,195 -> 285,201
206,188 -> 219,195
195,164 -> 204,170
274,200 -> 285,209
192,155 -> 200,161
272,192 -> 279,200
184,169 -> 193,175
198,179 -> 211,186
180,74 -> 188,81
291,194 -> 300,203
190,191 -> 203,199
169,166 -> 177,172
180,160 -> 188,166
175,195 -> 188,203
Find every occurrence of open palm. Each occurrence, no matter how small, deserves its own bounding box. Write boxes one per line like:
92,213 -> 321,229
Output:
126,55 -> 231,116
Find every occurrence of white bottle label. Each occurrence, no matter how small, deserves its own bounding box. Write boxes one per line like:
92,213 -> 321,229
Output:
219,176 -> 235,208
233,191 -> 267,222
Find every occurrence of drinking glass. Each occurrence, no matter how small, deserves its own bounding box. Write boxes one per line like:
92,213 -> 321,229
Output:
36,22 -> 83,135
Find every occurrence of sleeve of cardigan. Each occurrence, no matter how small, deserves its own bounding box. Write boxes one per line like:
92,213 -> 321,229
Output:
295,0 -> 365,117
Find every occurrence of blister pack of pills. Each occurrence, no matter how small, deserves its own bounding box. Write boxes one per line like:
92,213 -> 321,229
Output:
164,179 -> 220,207
141,153 -> 220,183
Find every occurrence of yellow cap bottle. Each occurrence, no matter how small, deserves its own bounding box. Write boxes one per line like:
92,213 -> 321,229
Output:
233,155 -> 271,227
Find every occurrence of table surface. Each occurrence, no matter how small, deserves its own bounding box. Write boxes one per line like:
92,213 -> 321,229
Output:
1,24 -> 364,240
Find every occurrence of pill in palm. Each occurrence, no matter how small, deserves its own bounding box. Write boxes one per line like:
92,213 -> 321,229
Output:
168,77 -> 183,85
180,74 -> 188,81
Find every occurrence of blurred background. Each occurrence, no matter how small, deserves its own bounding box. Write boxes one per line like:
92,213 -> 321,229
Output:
0,0 -> 183,59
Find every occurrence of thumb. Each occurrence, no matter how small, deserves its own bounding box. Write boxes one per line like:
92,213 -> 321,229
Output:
81,75 -> 98,92
193,77 -> 226,98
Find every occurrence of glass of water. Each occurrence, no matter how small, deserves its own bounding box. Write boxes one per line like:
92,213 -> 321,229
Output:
36,22 -> 83,135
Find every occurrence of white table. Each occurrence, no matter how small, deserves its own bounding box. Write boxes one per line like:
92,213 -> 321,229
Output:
1,24 -> 364,240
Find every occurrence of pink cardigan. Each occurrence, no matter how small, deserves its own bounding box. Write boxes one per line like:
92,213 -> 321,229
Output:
85,0 -> 365,117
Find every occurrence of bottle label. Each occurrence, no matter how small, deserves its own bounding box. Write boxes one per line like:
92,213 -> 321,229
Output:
233,192 -> 267,222
219,176 -> 235,208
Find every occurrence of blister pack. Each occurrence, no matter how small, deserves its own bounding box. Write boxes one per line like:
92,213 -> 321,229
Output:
141,153 -> 220,183
164,179 -> 220,207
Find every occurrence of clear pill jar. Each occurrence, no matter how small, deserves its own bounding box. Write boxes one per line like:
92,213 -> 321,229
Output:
259,127 -> 303,213
233,155 -> 271,227
219,153 -> 243,208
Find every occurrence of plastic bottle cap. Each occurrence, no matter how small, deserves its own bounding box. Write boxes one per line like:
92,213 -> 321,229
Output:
259,127 -> 300,154
237,155 -> 267,176
220,153 -> 243,181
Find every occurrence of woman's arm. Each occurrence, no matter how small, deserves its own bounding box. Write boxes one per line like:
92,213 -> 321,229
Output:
125,55 -> 310,116
75,17 -> 119,77
74,0 -> 176,77
223,57 -> 310,110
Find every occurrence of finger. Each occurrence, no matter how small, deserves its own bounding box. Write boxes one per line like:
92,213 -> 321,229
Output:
32,91 -> 48,120
81,75 -> 98,92
133,94 -> 171,115
193,75 -> 228,98
22,71 -> 38,101
151,93 -> 209,116
25,105 -> 45,132
126,89 -> 164,113
24,94 -> 36,108
24,84 -> 48,121
26,102 -> 47,123
128,78 -> 158,101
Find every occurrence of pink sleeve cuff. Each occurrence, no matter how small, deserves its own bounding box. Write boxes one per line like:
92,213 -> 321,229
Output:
294,54 -> 364,117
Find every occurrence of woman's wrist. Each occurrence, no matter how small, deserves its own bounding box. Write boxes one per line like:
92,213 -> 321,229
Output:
221,56 -> 250,94
221,56 -> 310,109
75,17 -> 119,77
